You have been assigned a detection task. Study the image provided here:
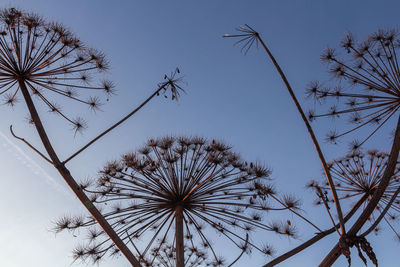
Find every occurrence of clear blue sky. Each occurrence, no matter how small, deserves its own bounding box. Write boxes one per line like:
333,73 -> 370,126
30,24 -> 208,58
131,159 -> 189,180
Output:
0,0 -> 399,266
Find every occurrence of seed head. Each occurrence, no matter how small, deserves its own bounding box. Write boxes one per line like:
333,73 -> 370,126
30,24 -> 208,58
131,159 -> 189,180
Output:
58,136 -> 294,264
0,8 -> 113,132
224,24 -> 260,54
318,150 -> 400,236
310,29 -> 400,149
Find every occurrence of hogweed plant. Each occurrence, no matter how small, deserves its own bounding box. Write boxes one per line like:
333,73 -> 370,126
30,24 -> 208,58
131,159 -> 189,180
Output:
313,150 -> 400,235
0,8 -> 112,131
312,29 -> 400,266
0,7 -> 183,267
224,25 -> 347,265
309,150 -> 400,266
55,136 -> 306,267
225,26 -> 400,266
309,29 -> 400,149
224,25 -> 347,237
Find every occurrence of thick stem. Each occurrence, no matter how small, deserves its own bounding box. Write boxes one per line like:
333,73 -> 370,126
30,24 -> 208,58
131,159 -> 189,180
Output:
264,194 -> 368,267
319,243 -> 340,267
18,80 -> 141,267
255,33 -> 346,236
267,231 -> 331,267
319,115 -> 400,266
361,184 -> 400,237
175,205 -> 184,267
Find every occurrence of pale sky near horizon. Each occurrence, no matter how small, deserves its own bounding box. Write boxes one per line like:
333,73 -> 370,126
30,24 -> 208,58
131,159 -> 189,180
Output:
0,1 -> 400,266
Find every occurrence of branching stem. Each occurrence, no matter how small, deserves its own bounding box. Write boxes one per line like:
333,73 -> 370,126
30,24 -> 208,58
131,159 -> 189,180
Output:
18,79 -> 141,267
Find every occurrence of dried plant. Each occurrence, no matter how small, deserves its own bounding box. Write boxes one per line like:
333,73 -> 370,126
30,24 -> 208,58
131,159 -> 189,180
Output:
308,29 -> 400,149
316,150 -> 400,228
0,8 -> 112,132
308,150 -> 400,266
313,30 -> 400,266
225,25 -> 400,267
0,7 -> 184,267
55,136 -> 301,266
224,24 -> 347,237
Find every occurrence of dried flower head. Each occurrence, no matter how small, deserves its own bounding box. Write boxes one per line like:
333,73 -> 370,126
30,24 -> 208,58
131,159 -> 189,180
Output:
223,24 -> 259,54
0,8 -> 114,131
158,67 -> 185,101
308,29 -> 400,148
57,136 -> 295,265
313,150 -> 400,237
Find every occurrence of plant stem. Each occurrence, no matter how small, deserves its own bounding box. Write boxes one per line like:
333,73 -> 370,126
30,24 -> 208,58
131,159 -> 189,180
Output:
18,80 -> 141,267
63,82 -> 168,164
270,194 -> 322,232
319,115 -> 400,266
227,234 -> 248,267
361,184 -> 400,237
255,32 -> 346,236
175,205 -> 184,267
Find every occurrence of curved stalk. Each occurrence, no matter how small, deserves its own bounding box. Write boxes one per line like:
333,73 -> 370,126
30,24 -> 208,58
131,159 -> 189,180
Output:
253,30 -> 346,235
10,125 -> 53,164
227,234 -> 249,267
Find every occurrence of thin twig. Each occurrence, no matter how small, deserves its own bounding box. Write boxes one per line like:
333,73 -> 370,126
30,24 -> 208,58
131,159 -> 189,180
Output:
270,194 -> 322,233
316,186 -> 340,235
126,230 -> 143,260
63,82 -> 169,164
9,125 -> 53,164
227,234 -> 249,267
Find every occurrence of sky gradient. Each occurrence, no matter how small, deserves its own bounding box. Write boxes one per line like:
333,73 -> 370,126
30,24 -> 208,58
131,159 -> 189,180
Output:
1,0 -> 400,266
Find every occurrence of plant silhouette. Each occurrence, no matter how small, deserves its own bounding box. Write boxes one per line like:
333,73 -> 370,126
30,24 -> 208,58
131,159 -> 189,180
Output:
0,7 -> 183,267
56,136 -> 301,266
225,26 -> 400,266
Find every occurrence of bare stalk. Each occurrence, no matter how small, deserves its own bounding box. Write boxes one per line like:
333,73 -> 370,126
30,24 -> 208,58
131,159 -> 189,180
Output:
319,115 -> 400,266
175,205 -> 184,267
254,30 -> 346,236
10,125 -> 53,164
63,82 -> 169,164
227,234 -> 249,267
18,79 -> 141,267
315,186 -> 340,235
